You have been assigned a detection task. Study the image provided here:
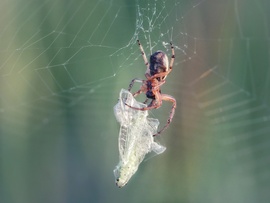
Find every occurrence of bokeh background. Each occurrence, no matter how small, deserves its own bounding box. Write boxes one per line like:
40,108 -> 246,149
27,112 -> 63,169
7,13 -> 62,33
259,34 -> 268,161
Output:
1,0 -> 270,202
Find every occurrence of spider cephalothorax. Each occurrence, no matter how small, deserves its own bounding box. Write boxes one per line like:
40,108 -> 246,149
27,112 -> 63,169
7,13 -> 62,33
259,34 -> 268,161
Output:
125,40 -> 176,136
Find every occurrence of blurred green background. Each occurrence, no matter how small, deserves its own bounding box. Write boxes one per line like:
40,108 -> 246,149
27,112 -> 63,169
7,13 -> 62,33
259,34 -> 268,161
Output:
1,0 -> 270,202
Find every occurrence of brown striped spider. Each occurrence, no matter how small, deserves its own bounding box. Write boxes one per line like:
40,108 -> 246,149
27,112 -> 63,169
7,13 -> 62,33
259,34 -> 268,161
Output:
125,40 -> 177,136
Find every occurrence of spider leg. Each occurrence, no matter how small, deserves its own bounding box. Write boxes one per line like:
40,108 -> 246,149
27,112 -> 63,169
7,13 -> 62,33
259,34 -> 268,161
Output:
143,98 -> 149,104
153,80 -> 166,89
125,101 -> 161,111
169,42 -> 175,70
148,69 -> 172,80
133,89 -> 143,97
128,78 -> 143,92
125,89 -> 162,110
137,40 -> 149,68
153,94 -> 177,137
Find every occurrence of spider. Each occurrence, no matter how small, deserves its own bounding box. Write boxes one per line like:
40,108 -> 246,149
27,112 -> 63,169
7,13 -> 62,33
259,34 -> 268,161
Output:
125,40 -> 177,136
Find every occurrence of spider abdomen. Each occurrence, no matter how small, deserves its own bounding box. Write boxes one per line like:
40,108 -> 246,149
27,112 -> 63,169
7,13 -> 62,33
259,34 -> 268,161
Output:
149,51 -> 169,80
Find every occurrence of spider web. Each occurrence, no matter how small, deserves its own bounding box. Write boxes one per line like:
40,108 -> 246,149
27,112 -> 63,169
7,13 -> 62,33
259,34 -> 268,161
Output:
0,0 -> 270,202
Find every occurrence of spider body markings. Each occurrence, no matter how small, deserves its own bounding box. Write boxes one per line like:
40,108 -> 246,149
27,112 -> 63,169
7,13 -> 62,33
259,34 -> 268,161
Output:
125,40 -> 177,136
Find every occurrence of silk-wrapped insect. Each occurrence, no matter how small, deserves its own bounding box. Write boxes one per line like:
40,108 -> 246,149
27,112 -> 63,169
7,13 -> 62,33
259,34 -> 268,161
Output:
114,89 -> 166,188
